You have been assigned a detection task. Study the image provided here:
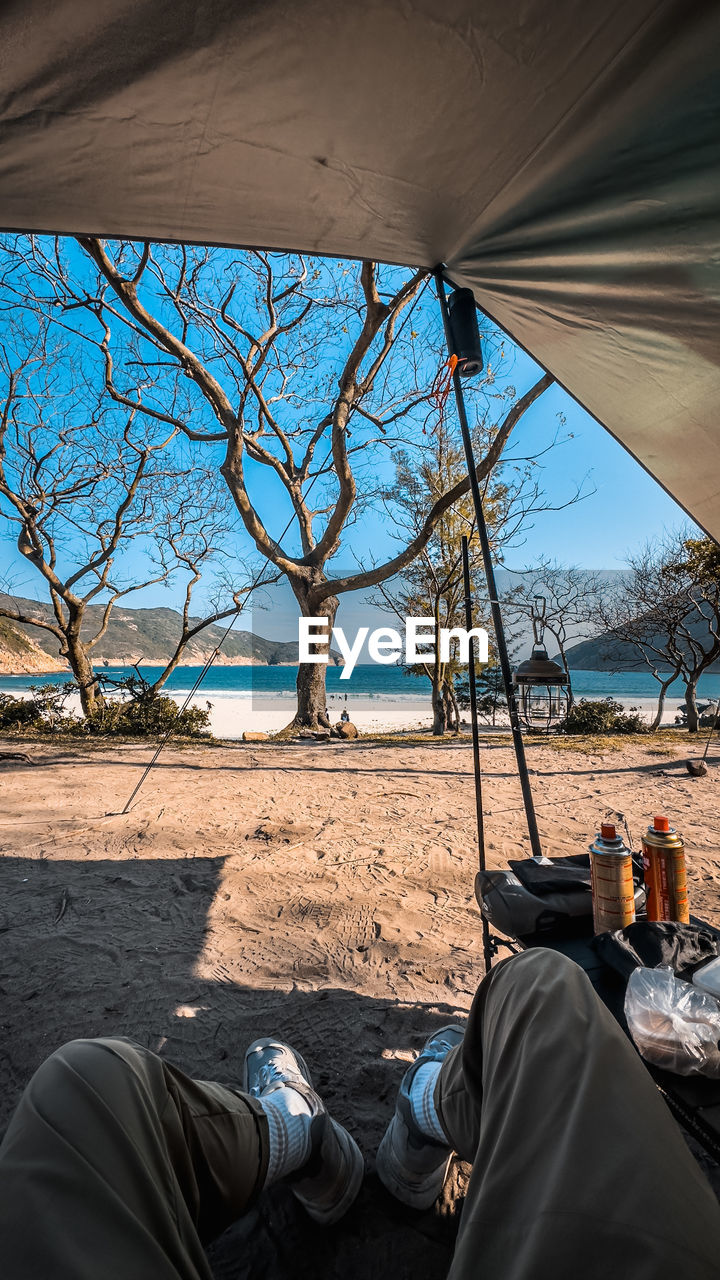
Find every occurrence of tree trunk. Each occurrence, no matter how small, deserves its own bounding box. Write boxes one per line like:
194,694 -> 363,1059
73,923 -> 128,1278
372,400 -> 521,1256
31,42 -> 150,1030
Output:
445,686 -> 456,737
649,675 -> 675,731
445,679 -> 460,735
63,632 -> 105,719
295,658 -> 333,730
451,682 -> 460,734
685,680 -> 699,733
560,650 -> 574,709
431,678 -> 446,735
283,578 -> 338,731
429,598 -> 446,735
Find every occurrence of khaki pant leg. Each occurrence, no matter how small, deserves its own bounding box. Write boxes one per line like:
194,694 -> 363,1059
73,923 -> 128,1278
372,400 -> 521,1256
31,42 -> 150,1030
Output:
435,949 -> 720,1280
0,1037 -> 269,1280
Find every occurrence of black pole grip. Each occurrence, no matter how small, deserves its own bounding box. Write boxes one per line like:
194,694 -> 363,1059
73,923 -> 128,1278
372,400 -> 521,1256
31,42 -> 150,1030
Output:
447,288 -> 483,378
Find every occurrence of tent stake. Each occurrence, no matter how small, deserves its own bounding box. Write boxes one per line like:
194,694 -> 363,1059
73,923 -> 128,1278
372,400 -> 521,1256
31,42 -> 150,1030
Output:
461,533 -> 494,970
435,270 -> 543,860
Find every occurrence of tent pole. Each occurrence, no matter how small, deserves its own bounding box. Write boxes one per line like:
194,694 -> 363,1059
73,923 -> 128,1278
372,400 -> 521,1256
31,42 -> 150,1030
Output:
435,270 -> 543,861
461,533 -> 494,970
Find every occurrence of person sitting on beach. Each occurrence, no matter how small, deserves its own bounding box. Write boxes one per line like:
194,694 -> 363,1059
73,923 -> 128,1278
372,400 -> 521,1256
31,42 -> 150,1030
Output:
340,708 -> 350,724
1,949 -> 719,1279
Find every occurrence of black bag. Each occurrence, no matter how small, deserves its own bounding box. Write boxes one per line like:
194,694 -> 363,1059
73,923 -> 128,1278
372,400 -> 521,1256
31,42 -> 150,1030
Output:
476,854 -> 645,942
592,921 -> 719,981
476,865 -> 593,939
508,853 -> 592,896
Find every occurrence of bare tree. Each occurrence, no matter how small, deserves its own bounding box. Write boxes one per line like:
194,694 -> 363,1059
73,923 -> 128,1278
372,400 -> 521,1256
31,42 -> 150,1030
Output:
0,326 -> 265,717
591,535 -> 720,732
503,560 -> 604,707
375,530 -> 475,736
3,236 -> 552,728
663,536 -> 720,731
377,417 -> 587,732
588,551 -> 684,730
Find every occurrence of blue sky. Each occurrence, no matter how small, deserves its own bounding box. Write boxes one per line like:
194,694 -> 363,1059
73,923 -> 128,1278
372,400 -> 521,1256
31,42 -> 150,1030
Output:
236,339 -> 698,588
492,380 -> 697,570
0,239 -> 699,631
243,378 -> 697,647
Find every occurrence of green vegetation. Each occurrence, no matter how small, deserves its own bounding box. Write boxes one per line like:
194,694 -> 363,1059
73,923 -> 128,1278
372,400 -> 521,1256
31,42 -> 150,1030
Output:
560,697 -> 647,735
0,691 -> 50,731
0,683 -> 80,733
455,664 -> 508,725
86,683 -> 211,739
0,616 -> 36,657
0,678 -> 211,739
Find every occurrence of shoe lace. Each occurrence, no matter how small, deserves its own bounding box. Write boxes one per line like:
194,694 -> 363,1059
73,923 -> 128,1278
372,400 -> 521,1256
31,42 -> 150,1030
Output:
429,1031 -> 460,1059
250,1061 -> 286,1096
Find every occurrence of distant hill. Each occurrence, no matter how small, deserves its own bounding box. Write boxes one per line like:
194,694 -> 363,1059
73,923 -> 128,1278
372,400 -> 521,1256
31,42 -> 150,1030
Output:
562,609 -> 720,673
561,633 -> 657,671
0,596 -> 339,673
0,616 -> 65,675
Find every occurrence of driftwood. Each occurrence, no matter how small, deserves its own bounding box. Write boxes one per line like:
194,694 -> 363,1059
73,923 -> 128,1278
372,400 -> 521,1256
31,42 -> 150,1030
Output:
0,751 -> 34,764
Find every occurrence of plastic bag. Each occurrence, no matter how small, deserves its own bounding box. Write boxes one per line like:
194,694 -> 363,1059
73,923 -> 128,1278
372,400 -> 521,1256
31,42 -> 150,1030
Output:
624,965 -> 720,1077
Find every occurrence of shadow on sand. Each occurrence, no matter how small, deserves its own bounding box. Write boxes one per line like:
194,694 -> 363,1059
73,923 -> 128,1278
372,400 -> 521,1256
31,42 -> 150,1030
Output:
0,853 -> 465,1280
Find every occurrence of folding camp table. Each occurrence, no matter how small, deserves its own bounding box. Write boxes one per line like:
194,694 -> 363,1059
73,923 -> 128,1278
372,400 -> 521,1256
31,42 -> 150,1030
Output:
485,916 -> 720,1165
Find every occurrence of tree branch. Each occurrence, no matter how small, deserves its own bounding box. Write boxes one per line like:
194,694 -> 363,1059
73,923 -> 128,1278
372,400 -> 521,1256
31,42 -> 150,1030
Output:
312,372 -> 553,603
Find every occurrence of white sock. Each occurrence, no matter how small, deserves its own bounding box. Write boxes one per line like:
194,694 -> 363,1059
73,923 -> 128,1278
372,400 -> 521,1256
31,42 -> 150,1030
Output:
258,1086 -> 313,1184
409,1062 -> 448,1144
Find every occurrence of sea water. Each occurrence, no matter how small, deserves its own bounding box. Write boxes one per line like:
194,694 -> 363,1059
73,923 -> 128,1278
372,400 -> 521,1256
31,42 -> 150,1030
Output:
2,661 -> 719,734
1,665 -> 718,706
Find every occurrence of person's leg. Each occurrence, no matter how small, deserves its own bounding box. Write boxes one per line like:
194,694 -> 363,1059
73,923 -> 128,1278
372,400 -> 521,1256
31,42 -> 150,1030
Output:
0,1033 -> 363,1280
243,1037 -> 364,1225
0,1036 -> 268,1280
376,1024 -> 465,1208
436,949 -> 720,1280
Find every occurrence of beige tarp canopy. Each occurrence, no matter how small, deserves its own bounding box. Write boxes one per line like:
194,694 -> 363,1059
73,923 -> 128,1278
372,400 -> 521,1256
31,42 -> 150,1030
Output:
1,1 -> 718,537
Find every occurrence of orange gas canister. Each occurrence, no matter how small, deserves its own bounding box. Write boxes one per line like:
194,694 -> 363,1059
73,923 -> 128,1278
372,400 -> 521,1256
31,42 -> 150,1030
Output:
589,822 -> 636,934
642,815 -> 689,923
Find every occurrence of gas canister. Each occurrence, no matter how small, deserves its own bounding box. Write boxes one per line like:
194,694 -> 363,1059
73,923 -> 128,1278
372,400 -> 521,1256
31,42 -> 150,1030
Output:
642,815 -> 689,923
589,822 -> 636,934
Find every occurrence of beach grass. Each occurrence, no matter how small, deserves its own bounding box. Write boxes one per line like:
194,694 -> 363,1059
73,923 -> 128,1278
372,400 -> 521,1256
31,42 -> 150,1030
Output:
0,726 -> 698,759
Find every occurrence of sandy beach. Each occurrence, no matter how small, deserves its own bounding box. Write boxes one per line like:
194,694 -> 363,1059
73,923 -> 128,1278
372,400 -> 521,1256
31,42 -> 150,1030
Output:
48,687 -> 683,737
0,734 -> 718,1275
181,690 -> 435,736
33,687 -> 435,736
184,691 -> 681,737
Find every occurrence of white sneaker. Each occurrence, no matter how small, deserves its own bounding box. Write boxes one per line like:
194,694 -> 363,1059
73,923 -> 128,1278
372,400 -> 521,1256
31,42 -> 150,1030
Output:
376,1025 -> 464,1210
243,1037 -> 364,1225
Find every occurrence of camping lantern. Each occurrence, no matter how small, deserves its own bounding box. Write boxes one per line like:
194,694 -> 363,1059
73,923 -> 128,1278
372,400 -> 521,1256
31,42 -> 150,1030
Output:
513,596 -> 570,731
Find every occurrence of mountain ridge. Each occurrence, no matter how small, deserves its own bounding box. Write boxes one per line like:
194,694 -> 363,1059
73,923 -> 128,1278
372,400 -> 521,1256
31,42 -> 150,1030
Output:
0,596 -> 340,673
560,611 -> 720,673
